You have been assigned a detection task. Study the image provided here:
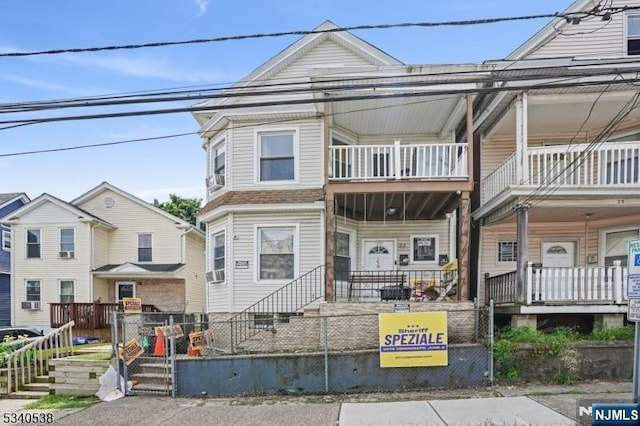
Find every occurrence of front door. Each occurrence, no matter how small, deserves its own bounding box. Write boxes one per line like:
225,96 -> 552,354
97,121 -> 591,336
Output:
542,242 -> 575,268
363,240 -> 395,271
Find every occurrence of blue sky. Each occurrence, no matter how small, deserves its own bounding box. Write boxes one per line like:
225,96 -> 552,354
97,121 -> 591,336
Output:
0,0 -> 575,203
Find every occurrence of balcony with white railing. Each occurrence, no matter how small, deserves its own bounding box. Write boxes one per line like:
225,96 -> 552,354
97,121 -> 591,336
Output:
329,141 -> 468,182
481,141 -> 640,205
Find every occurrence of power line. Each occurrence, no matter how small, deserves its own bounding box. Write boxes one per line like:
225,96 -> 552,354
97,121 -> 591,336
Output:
1,7 -> 636,58
2,70 -> 639,129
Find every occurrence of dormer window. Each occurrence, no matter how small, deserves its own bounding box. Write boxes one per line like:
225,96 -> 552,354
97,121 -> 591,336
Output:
627,14 -> 640,55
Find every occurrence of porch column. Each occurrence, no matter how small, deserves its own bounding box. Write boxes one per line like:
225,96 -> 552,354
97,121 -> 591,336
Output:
516,203 -> 529,303
325,193 -> 335,302
515,92 -> 529,184
458,191 -> 471,300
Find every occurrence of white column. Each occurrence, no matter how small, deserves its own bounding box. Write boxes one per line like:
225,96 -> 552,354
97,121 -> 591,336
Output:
515,92 -> 529,184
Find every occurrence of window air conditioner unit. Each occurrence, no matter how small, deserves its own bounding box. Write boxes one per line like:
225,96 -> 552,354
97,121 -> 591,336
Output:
59,251 -> 75,258
206,174 -> 225,191
206,271 -> 214,283
206,270 -> 225,283
21,301 -> 41,310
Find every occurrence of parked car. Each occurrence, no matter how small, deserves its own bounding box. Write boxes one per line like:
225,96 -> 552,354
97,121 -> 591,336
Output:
0,326 -> 44,343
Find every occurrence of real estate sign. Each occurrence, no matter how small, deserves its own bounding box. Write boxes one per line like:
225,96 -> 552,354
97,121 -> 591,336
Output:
378,311 -> 448,368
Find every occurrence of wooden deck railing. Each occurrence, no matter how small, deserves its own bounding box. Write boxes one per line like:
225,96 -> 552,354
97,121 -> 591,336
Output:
485,271 -> 518,304
50,303 -> 160,329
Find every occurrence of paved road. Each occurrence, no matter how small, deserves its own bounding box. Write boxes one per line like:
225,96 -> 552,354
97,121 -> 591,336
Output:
0,381 -> 633,425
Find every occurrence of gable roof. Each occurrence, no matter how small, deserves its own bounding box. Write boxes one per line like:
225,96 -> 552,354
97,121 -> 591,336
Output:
506,0 -> 598,59
192,20 -> 403,124
1,193 -> 115,228
71,182 -> 205,239
0,193 -> 30,212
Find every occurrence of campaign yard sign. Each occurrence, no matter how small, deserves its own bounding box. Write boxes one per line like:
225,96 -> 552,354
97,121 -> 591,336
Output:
122,297 -> 142,313
378,311 -> 448,368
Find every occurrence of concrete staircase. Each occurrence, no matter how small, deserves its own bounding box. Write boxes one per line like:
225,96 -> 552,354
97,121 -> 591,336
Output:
130,357 -> 172,395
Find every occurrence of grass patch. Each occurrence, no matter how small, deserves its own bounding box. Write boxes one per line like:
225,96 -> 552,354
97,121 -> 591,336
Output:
24,395 -> 97,410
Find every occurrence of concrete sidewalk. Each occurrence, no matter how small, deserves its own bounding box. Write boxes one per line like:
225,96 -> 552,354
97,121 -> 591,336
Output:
2,380 -> 633,425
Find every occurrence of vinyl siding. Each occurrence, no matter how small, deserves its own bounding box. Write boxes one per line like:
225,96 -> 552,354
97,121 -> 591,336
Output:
230,118 -> 323,190
357,220 -> 451,270
77,189 -> 184,265
13,219 -> 92,326
525,2 -> 627,60
476,218 -> 640,300
230,211 -> 323,312
206,216 -> 230,312
179,232 -> 206,313
93,226 -> 109,268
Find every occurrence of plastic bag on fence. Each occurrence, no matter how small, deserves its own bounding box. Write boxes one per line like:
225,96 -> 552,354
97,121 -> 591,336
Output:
95,365 -> 133,402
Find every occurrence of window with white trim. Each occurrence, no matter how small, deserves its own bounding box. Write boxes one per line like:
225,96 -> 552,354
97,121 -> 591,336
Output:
138,233 -> 152,262
60,228 -> 75,257
335,232 -> 351,281
26,229 -> 41,259
498,241 -> 517,262
116,282 -> 135,301
628,14 -> 640,55
411,236 -> 437,262
26,280 -> 41,302
212,230 -> 225,281
258,227 -> 295,280
258,131 -> 295,181
60,280 -> 75,303
207,140 -> 226,191
2,228 -> 10,251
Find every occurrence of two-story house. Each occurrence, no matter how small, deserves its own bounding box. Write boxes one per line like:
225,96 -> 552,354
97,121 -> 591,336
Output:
3,182 -> 205,328
0,193 -> 30,326
473,0 -> 640,329
194,21 -> 477,319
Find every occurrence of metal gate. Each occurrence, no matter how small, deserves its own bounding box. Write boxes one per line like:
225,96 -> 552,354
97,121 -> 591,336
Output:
113,312 -> 177,397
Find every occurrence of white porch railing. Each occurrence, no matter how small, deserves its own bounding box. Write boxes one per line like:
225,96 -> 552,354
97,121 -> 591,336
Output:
526,265 -> 628,304
481,141 -> 640,205
2,321 -> 75,396
329,141 -> 468,181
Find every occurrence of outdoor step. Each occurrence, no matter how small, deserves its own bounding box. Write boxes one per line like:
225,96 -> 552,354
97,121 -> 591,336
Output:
34,375 -> 50,384
131,372 -> 170,380
131,383 -> 172,394
7,390 -> 49,400
23,382 -> 50,392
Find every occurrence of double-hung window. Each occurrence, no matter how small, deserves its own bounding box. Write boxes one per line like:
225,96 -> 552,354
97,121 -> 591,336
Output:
411,236 -> 437,262
60,280 -> 75,303
2,227 -> 10,251
26,229 -> 41,259
138,233 -> 152,262
60,228 -> 75,257
212,230 -> 225,282
26,280 -> 41,302
207,140 -> 226,190
258,226 -> 295,280
258,131 -> 295,182
628,14 -> 640,55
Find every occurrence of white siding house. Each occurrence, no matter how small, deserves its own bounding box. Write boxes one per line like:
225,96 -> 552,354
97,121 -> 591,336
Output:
195,21 -> 476,316
4,183 -> 206,328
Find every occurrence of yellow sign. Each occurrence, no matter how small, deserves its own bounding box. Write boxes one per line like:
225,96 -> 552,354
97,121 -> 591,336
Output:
119,339 -> 144,365
189,331 -> 205,349
378,311 -> 448,368
122,297 -> 142,313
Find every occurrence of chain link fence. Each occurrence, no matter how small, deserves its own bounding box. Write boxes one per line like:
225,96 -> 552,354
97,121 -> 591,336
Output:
113,302 -> 493,396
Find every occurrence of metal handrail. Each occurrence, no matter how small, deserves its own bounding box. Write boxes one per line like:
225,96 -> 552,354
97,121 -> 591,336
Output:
228,265 -> 325,350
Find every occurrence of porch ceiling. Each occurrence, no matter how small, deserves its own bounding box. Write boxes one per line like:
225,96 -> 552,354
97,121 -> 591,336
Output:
496,205 -> 640,224
487,89 -> 640,137
328,94 -> 466,136
333,191 -> 459,221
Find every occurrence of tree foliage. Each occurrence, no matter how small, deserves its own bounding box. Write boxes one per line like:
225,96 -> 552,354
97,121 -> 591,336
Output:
153,194 -> 202,227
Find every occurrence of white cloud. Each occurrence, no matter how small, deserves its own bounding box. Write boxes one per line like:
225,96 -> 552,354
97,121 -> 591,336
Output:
0,75 -> 93,96
195,0 -> 210,17
55,53 -> 225,83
